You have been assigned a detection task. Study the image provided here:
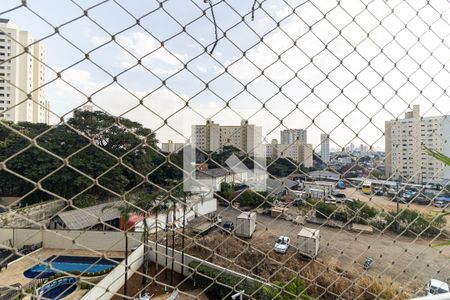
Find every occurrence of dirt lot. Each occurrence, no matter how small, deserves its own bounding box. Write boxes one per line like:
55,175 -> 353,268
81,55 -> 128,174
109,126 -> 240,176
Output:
342,187 -> 450,231
111,264 -> 208,300
198,206 -> 450,298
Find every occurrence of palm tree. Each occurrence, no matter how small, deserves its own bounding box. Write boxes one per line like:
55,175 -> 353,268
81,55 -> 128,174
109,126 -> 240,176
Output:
134,193 -> 158,286
427,149 -> 450,247
118,204 -> 134,300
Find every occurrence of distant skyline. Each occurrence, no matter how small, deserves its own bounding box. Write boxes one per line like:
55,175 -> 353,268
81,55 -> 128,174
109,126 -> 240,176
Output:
1,0 -> 449,152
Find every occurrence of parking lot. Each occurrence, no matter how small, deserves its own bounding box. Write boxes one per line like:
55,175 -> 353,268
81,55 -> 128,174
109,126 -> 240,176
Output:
214,206 -> 450,296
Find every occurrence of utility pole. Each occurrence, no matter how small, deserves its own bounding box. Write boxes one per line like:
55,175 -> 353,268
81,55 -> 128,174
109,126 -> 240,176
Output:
171,204 -> 176,286
396,179 -> 400,232
181,193 -> 186,277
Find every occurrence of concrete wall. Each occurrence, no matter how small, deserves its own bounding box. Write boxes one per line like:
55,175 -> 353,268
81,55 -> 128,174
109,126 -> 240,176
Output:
42,230 -> 143,251
0,228 -> 143,251
0,199 -> 66,228
0,228 -> 43,248
82,240 -> 269,300
82,244 -> 144,300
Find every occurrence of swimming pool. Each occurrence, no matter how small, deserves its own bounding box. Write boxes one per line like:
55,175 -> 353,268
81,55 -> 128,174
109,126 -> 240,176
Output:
24,255 -> 121,279
38,277 -> 78,300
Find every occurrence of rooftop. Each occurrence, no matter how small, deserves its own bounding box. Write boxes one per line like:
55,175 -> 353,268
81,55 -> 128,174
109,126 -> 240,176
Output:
55,201 -> 121,230
298,227 -> 320,238
196,167 -> 248,178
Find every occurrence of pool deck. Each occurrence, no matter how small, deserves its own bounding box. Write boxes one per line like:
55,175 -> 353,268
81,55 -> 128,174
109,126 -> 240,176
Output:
0,248 -> 124,289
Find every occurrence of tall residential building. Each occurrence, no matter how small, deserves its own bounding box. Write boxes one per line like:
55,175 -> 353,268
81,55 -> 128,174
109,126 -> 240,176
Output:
161,140 -> 184,153
320,133 -> 330,164
266,139 -> 313,168
280,129 -> 307,144
0,19 -> 49,124
192,120 -> 263,156
385,105 -> 450,184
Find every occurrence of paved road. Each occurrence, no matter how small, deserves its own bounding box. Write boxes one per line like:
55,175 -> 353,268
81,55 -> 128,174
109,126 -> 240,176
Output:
216,206 -> 450,296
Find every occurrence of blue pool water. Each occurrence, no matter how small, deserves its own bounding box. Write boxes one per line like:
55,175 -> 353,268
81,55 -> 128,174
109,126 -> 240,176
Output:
39,277 -> 78,300
24,255 -> 121,279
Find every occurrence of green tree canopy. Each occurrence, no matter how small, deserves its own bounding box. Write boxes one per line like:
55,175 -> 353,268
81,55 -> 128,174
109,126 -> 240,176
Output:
0,110 -> 162,205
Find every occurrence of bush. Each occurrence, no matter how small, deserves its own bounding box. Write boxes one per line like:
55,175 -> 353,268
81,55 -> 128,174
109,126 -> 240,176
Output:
189,261 -> 261,299
80,282 -> 92,289
315,202 -> 349,223
69,270 -> 81,276
385,209 -> 446,237
236,190 -> 273,208
262,278 -> 313,300
346,200 -> 378,224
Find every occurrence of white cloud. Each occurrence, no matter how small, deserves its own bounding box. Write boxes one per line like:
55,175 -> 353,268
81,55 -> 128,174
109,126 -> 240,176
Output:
115,31 -> 188,69
40,0 -> 450,150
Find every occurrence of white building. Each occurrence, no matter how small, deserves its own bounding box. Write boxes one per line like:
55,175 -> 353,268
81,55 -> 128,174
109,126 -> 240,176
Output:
0,19 -> 49,124
320,133 -> 330,164
192,119 -> 263,156
161,140 -> 184,153
266,139 -> 313,168
385,105 -> 450,184
280,129 -> 307,144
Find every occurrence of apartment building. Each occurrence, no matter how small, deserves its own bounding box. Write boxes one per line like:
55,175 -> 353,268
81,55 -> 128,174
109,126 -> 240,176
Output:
192,120 -> 263,156
320,133 -> 330,164
266,139 -> 313,168
385,105 -> 450,184
161,140 -> 184,153
0,19 -> 49,124
280,129 -> 307,144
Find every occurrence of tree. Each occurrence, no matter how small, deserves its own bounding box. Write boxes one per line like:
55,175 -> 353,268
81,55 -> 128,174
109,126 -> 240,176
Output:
134,193 -> 158,286
73,194 -> 98,208
118,203 -> 134,300
426,149 -> 450,247
0,110 -> 161,204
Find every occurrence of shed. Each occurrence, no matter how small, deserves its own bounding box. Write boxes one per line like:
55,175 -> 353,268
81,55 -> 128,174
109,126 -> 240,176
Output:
235,212 -> 256,238
50,201 -> 120,230
297,227 -> 320,258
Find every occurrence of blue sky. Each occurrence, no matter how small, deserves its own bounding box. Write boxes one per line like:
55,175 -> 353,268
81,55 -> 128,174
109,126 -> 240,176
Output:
1,0 -> 449,151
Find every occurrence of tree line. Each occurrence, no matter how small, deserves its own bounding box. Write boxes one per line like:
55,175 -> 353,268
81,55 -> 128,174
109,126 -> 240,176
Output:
0,110 -> 181,205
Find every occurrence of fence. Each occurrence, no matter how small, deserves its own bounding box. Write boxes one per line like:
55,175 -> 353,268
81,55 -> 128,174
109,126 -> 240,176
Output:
0,0 -> 449,299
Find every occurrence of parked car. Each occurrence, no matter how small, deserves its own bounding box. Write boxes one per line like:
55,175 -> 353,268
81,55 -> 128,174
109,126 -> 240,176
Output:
344,198 -> 355,204
324,195 -> 337,204
222,221 -> 234,233
433,200 -> 449,209
402,191 -> 416,202
426,279 -> 449,296
412,195 -> 430,205
374,188 -> 384,196
273,236 -> 290,254
331,190 -> 346,199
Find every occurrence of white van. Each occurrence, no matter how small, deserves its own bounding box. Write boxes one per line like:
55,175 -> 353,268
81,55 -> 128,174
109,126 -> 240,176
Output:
426,279 -> 449,296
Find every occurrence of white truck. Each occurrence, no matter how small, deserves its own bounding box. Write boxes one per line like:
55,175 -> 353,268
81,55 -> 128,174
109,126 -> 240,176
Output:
297,227 -> 320,258
235,212 -> 256,238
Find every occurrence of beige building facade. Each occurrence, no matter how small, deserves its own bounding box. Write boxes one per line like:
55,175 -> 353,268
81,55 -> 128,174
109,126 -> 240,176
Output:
161,140 -> 185,153
266,139 -> 313,168
192,120 -> 263,156
0,19 -> 49,124
385,105 -> 450,184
